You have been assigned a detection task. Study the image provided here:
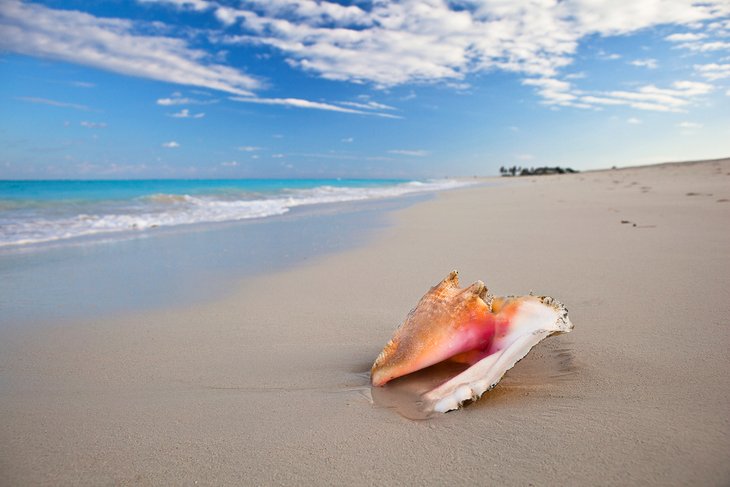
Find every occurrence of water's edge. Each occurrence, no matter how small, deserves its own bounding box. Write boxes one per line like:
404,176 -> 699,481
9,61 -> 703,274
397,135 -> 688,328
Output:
0,193 -> 434,328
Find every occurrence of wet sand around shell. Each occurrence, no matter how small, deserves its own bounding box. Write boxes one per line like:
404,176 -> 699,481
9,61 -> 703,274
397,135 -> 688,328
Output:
1,159 -> 729,485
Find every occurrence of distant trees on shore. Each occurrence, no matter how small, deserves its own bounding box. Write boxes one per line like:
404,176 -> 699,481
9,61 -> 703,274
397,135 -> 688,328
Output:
499,165 -> 578,176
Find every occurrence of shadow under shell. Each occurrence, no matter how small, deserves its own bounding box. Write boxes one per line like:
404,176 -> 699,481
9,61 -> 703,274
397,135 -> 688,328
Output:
371,344 -> 577,420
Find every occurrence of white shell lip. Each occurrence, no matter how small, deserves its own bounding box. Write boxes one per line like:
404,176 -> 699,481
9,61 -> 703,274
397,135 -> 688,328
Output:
423,295 -> 573,413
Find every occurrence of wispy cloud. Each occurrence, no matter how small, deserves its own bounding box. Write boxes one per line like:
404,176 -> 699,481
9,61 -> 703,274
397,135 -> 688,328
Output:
230,96 -> 401,118
677,120 -> 703,135
156,92 -> 217,106
214,1 -> 730,87
588,81 -> 713,112
80,121 -> 107,128
676,41 -> 730,52
16,96 -> 92,111
694,63 -> 730,81
0,0 -> 260,95
677,121 -> 703,129
341,137 -> 354,143
209,0 -> 730,118
138,0 -> 210,11
627,117 -> 642,124
388,149 -> 430,157
523,77 -> 714,112
162,141 -> 180,148
4,0 -> 730,121
220,160 -> 239,166
71,81 -> 96,88
169,108 -> 204,118
521,78 -> 586,108
665,32 -> 707,42
514,154 -> 534,161
630,58 -> 658,69
238,146 -> 262,152
157,97 -> 193,106
598,52 -> 622,61
339,100 -> 396,111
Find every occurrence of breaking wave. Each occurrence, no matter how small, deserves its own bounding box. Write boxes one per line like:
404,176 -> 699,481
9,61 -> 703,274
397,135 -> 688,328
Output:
0,179 -> 473,248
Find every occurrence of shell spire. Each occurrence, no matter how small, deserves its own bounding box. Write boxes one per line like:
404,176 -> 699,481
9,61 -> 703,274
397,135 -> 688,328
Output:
371,270 -> 494,387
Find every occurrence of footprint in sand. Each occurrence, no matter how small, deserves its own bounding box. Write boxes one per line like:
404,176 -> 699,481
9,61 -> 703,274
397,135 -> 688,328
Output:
620,220 -> 656,228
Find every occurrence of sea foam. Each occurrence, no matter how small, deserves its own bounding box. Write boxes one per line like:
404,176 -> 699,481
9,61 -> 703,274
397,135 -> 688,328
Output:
0,179 -> 473,248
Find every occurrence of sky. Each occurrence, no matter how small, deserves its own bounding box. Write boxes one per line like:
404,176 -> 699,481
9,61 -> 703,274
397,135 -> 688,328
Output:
1,0 -> 729,179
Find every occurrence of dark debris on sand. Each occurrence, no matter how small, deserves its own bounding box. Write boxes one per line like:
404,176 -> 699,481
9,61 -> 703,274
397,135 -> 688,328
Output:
499,165 -> 579,177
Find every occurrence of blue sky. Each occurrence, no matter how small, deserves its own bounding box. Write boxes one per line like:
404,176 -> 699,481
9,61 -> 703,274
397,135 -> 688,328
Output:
1,0 -> 729,179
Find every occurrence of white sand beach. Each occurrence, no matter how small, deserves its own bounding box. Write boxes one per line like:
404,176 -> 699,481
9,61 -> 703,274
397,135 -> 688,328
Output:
1,159 -> 729,485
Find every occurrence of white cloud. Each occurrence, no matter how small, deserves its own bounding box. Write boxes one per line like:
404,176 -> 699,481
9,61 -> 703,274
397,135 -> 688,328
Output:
515,154 -> 534,161
271,153 -> 285,158
627,117 -> 642,124
157,97 -> 193,106
170,108 -> 205,118
238,146 -> 262,152
162,141 -> 180,148
80,121 -> 107,128
16,96 -> 92,111
677,121 -> 703,129
598,52 -> 622,61
230,96 -> 401,118
694,63 -> 730,80
341,137 -> 354,143
677,40 -> 730,52
592,81 -> 713,112
665,32 -> 707,42
522,77 -> 572,92
216,0 -> 371,28
630,58 -> 658,69
521,75 -> 713,112
215,1 -> 730,88
221,160 -> 239,167
157,92 -> 217,105
5,0 -> 730,118
521,77 -> 589,108
388,149 -> 429,157
138,0 -> 211,11
71,81 -> 96,88
0,0 -> 259,96
708,19 -> 730,31
339,100 -> 396,111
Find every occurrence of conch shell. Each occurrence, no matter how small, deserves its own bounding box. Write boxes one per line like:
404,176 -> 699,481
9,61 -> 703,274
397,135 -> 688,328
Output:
371,271 -> 573,413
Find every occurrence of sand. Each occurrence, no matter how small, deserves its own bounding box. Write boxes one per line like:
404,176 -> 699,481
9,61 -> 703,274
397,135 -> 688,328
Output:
1,159 -> 729,485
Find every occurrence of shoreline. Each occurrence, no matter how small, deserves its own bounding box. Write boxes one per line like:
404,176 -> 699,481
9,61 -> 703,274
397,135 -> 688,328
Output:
0,191 -> 438,328
1,159 -> 729,485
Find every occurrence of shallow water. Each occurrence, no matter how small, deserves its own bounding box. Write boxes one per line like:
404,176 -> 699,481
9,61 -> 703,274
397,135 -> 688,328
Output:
0,197 -> 426,327
0,179 -> 470,248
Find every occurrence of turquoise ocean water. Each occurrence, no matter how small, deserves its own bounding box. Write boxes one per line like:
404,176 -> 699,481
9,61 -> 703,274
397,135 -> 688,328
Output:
0,178 -> 470,249
1,178 -> 475,324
